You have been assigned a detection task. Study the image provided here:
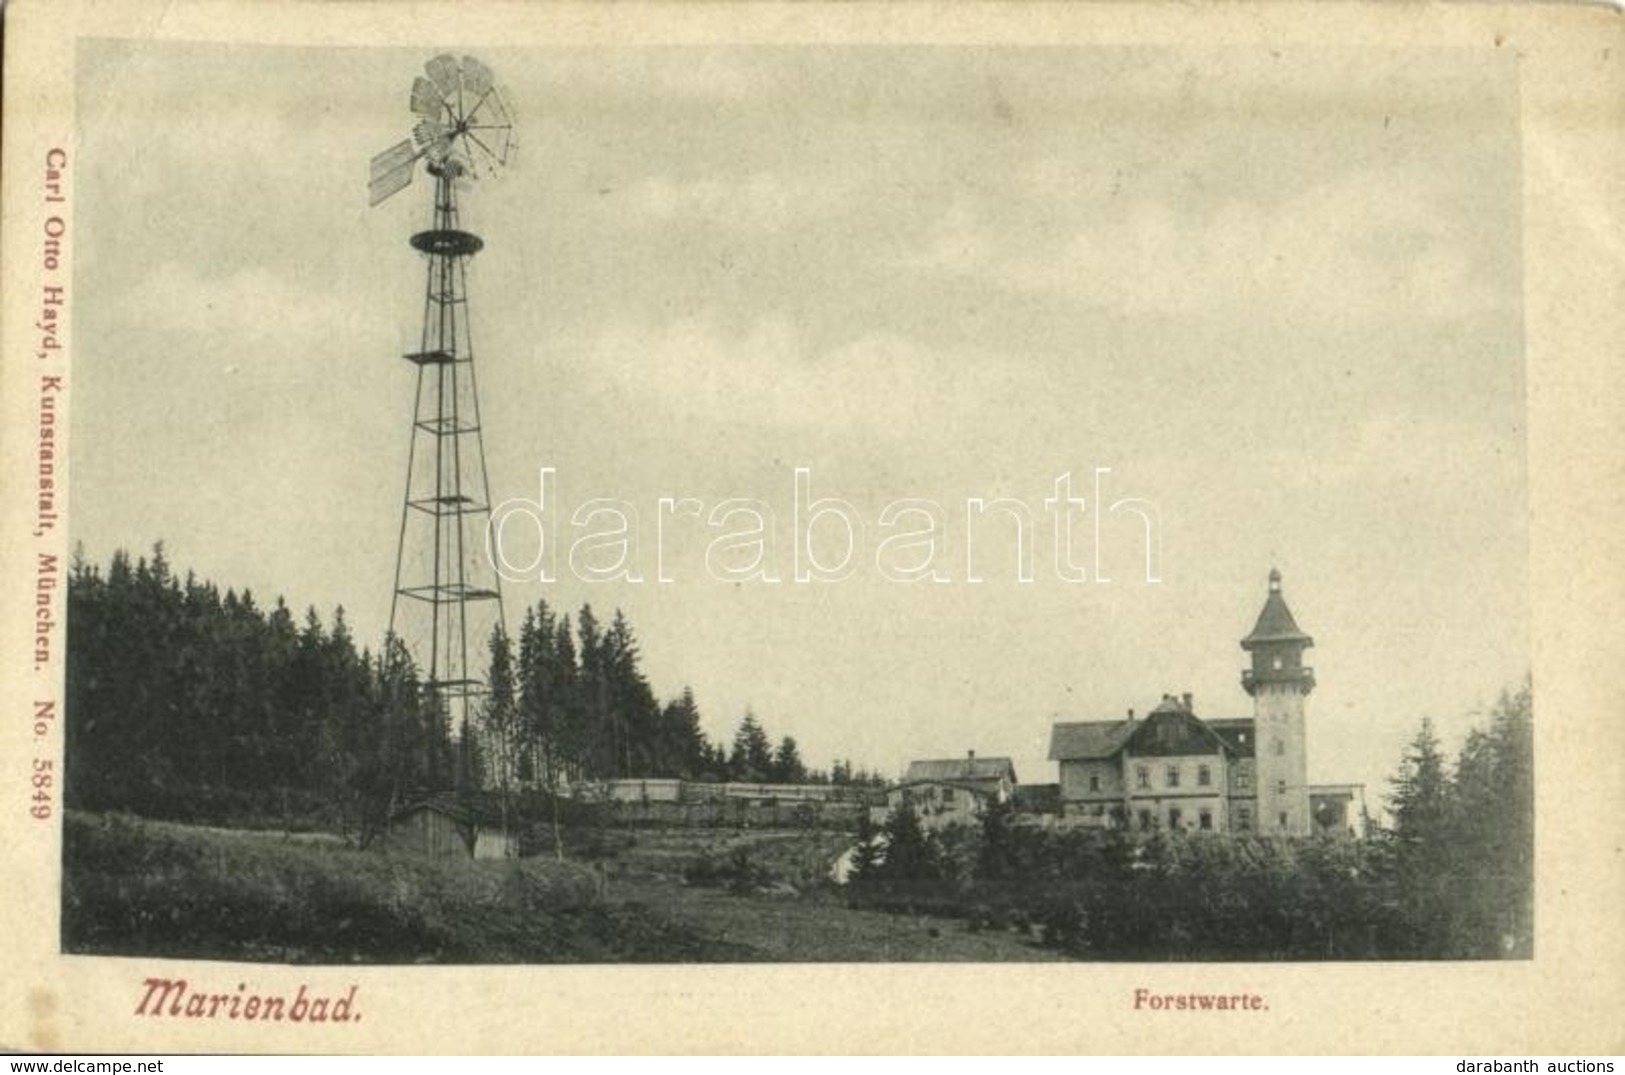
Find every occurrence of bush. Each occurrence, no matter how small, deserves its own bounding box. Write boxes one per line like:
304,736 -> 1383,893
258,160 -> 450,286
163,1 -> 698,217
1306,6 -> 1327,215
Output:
683,847 -> 775,894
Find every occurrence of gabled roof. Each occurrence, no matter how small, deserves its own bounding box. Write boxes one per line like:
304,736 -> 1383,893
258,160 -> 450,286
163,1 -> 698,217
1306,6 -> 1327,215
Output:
393,791 -> 512,828
1206,718 -> 1257,758
904,756 -> 1017,785
1125,702 -> 1230,757
1048,719 -> 1138,761
1053,705 -> 1255,762
1241,568 -> 1313,648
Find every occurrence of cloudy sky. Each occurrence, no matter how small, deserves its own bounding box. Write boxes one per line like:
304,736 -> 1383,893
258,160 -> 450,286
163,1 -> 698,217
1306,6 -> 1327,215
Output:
71,40 -> 1527,799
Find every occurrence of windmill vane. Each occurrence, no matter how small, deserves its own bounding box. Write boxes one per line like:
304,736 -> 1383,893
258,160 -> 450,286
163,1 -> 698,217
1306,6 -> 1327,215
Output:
369,53 -> 513,206
377,55 -> 512,789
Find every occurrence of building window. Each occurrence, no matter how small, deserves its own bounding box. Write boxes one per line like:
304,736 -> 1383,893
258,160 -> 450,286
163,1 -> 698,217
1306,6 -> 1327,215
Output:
1168,808 -> 1183,830
1274,738 -> 1285,757
1237,771 -> 1252,791
1199,808 -> 1213,831
1088,774 -> 1101,793
1277,779 -> 1287,796
1278,811 -> 1289,830
1197,764 -> 1212,787
1137,809 -> 1154,832
1237,807 -> 1252,831
1166,765 -> 1180,788
1273,655 -> 1283,670
1136,766 -> 1150,790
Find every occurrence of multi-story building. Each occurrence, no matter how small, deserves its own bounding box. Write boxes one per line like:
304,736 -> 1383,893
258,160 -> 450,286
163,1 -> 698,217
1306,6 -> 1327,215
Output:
881,752 -> 1018,831
1048,569 -> 1360,836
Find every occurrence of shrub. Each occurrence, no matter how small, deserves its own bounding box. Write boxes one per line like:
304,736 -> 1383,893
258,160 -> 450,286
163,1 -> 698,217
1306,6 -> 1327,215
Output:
683,847 -> 774,894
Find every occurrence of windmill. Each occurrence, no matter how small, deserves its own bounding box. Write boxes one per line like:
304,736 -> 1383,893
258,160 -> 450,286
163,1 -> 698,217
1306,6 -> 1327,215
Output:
371,55 -> 514,788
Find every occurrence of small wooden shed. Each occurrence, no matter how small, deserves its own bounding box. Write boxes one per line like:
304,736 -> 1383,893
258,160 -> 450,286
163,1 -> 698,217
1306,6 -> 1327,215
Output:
384,792 -> 520,859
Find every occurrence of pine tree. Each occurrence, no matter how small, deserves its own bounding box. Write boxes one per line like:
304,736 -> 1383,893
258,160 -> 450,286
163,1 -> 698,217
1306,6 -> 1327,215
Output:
576,604 -> 617,778
878,801 -> 940,881
1384,716 -> 1456,956
729,710 -> 774,781
603,610 -> 661,777
660,686 -> 709,779
771,736 -> 807,783
552,614 -> 582,782
481,624 -> 520,793
848,812 -> 884,882
1452,682 -> 1533,956
1387,716 -> 1452,850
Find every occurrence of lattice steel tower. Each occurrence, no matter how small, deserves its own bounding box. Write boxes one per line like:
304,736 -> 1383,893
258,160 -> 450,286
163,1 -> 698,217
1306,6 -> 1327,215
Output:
369,55 -> 514,760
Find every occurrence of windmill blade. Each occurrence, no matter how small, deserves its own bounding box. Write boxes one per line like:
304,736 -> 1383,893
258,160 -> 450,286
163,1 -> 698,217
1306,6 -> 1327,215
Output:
464,85 -> 510,131
462,85 -> 514,170
461,125 -> 513,174
369,139 -> 419,206
425,54 -> 461,101
413,116 -> 447,147
413,116 -> 454,163
460,56 -> 493,96
410,76 -> 443,118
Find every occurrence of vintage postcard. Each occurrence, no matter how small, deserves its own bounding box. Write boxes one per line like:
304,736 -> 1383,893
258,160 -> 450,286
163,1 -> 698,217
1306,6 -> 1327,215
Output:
2,0 -> 1622,1055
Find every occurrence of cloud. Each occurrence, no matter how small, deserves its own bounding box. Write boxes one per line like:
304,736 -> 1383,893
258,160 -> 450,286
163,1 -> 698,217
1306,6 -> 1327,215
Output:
892,197 -> 989,274
621,170 -> 856,232
113,260 -> 364,356
899,168 -> 1508,326
586,316 -> 1013,437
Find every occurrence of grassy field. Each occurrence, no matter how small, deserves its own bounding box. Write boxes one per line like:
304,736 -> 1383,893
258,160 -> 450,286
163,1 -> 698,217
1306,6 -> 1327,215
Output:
62,813 -> 1055,963
62,812 -> 752,963
584,826 -> 1060,961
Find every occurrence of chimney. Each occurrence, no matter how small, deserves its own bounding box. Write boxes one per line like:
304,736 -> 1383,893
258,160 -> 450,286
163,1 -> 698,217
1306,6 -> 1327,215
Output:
1127,707 -> 1135,720
967,749 -> 976,761
1182,692 -> 1193,711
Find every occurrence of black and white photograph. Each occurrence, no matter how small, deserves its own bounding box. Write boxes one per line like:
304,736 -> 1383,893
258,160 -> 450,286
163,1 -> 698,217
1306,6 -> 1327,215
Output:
3,0 -> 1622,1056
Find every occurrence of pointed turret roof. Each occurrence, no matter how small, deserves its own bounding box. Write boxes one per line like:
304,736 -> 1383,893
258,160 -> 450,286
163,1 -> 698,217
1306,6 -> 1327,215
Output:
1240,567 -> 1313,649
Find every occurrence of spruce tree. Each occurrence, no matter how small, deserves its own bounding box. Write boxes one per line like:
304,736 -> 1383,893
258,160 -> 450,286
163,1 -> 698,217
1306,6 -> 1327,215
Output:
481,624 -> 520,793
878,801 -> 940,881
729,710 -> 774,781
1385,716 -> 1455,956
772,736 -> 808,783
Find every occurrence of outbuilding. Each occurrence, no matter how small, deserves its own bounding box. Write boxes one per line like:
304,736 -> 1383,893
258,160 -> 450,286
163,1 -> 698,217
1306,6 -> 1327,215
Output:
383,792 -> 520,859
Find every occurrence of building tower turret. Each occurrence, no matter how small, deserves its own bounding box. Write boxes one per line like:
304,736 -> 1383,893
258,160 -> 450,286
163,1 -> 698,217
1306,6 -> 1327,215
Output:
1241,567 -> 1314,835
